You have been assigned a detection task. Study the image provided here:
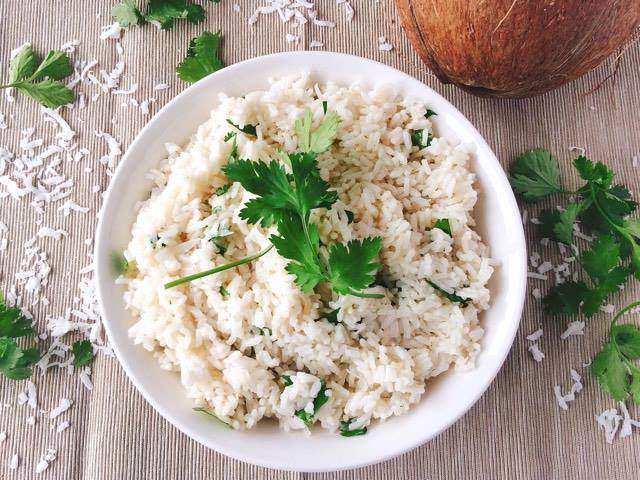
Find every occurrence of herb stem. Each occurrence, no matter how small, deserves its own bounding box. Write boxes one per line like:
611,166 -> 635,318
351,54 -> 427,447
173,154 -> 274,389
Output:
164,245 -> 273,289
348,289 -> 385,299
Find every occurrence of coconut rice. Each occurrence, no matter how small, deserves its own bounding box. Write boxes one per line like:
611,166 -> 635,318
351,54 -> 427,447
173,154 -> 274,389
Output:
120,74 -> 494,433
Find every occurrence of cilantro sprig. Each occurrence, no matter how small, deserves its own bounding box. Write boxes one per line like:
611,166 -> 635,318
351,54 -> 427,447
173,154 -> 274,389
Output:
284,379 -> 329,427
1,45 -> 74,108
509,149 -> 640,316
112,0 -> 209,30
176,31 -> 224,83
591,301 -> 640,404
166,108 -> 384,300
0,292 -> 40,380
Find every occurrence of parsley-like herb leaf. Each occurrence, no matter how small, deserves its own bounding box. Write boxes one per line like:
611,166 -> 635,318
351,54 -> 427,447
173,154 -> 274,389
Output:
112,0 -> 146,26
71,340 -> 94,368
193,406 -> 233,429
226,119 -> 257,136
2,45 -> 74,108
509,148 -> 563,201
591,302 -> 640,403
294,380 -> 329,427
427,280 -> 469,306
432,218 -> 451,236
339,418 -> 367,437
328,238 -> 383,295
295,107 -> 340,153
176,31 -> 224,83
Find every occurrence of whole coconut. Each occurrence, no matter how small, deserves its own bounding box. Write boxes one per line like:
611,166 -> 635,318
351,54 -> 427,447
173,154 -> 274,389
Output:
396,0 -> 640,98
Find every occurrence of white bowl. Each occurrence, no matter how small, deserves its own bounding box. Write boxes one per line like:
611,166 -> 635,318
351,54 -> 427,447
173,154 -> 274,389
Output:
95,52 -> 527,472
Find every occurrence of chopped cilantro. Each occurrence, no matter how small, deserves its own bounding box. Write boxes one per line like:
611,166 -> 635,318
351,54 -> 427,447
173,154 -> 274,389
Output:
427,281 -> 469,306
226,119 -> 257,136
339,418 -> 368,437
110,252 -> 129,275
345,210 -> 355,224
317,308 -> 340,325
432,218 -> 451,236
411,129 -> 432,148
219,286 -> 229,296
425,108 -> 437,118
294,380 -> 329,426
215,183 -> 231,196
193,406 -> 233,429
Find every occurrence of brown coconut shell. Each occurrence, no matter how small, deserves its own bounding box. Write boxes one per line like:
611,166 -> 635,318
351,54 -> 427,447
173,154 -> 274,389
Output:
396,0 -> 640,98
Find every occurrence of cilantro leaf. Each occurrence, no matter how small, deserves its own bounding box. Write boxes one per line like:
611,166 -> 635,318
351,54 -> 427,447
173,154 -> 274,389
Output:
425,108 -> 437,118
573,156 -> 614,187
288,151 -> 337,217
71,340 -> 94,368
110,252 -> 129,275
0,299 -> 33,338
295,107 -> 340,153
8,46 -> 39,83
147,0 -> 205,29
294,380 -> 329,426
193,407 -> 233,429
613,324 -> 640,360
427,280 -> 469,306
12,79 -> 74,108
328,237 -> 382,295
580,235 -> 620,282
553,203 -> 581,245
282,375 -> 293,387
509,148 -> 563,201
339,418 -> 367,437
30,50 -> 73,81
0,338 -> 21,371
317,308 -> 340,325
270,212 -> 324,292
112,0 -> 145,26
3,46 -> 74,108
543,281 -> 589,315
592,343 -> 630,401
581,266 -> 629,317
432,218 -> 451,236
176,31 -> 224,83
215,183 -> 230,196
223,158 -> 295,227
411,129 -> 432,148
226,119 -> 257,136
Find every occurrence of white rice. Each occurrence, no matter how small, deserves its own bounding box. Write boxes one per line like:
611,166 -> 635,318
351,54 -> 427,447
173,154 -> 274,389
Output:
121,74 -> 493,433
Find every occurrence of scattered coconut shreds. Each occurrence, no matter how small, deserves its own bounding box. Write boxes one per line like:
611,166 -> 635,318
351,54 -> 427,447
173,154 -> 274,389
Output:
233,3 -> 240,13
601,304 -> 616,314
0,431 -> 6,442
153,83 -> 170,91
531,288 -> 542,300
9,453 -> 19,470
633,155 -> 639,168
596,408 -> 622,444
285,33 -> 299,44
35,448 -> 57,474
526,328 -> 543,342
309,40 -> 324,48
49,398 -> 73,419
527,272 -> 548,281
79,367 -> 94,391
378,36 -> 393,51
554,369 -> 584,411
560,321 -> 585,340
568,146 -> 586,156
56,421 -> 70,433
100,22 -> 123,40
619,401 -> 640,439
528,344 -> 545,362
26,416 -> 36,426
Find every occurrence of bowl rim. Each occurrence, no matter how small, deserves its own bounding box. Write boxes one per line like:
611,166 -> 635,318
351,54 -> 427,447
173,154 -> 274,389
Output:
94,50 -> 527,472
